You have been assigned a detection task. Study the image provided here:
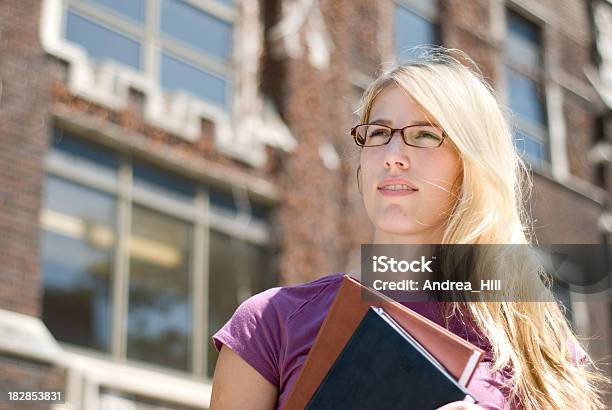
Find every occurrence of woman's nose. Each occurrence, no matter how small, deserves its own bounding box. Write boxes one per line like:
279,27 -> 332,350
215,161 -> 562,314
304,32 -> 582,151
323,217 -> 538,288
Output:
383,133 -> 410,169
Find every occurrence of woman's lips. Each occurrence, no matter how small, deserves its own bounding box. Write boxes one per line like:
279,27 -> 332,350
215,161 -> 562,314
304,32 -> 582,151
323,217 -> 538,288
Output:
378,187 -> 417,196
377,178 -> 419,197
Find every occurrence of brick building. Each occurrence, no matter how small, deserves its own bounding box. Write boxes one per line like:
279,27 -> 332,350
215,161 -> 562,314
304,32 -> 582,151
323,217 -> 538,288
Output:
0,0 -> 610,408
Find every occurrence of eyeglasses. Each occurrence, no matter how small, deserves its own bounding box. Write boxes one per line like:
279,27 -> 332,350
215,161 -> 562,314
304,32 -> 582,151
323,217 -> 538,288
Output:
351,123 -> 447,148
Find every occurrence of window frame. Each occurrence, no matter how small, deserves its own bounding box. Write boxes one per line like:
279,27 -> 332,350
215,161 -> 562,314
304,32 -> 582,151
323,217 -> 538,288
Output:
62,0 -> 235,109
42,127 -> 273,380
503,6 -> 550,168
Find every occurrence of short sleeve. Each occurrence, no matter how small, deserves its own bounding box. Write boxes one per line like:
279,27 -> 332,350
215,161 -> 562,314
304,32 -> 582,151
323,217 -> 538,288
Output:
212,288 -> 283,386
466,360 -> 514,410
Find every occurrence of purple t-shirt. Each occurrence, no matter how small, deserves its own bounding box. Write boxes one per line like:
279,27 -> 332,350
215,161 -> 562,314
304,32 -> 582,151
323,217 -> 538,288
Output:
212,273 -> 586,409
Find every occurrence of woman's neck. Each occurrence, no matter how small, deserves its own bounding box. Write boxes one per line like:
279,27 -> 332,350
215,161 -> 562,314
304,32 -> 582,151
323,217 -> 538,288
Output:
372,227 -> 444,245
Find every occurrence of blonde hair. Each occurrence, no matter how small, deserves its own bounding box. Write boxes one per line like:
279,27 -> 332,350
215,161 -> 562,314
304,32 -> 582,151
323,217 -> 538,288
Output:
356,47 -> 609,409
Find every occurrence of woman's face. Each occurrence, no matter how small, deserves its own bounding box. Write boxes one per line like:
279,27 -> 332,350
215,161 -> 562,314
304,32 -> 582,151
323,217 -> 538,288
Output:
359,85 -> 462,244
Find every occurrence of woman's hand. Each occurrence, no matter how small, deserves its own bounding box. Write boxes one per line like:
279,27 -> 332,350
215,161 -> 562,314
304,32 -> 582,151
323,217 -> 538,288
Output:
436,401 -> 485,410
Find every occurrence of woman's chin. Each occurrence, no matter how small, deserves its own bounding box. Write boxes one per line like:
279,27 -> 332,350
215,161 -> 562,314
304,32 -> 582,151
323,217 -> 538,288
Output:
375,218 -> 418,236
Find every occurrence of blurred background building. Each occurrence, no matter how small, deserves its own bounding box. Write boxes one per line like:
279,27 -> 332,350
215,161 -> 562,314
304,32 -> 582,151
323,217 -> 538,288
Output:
0,0 -> 610,408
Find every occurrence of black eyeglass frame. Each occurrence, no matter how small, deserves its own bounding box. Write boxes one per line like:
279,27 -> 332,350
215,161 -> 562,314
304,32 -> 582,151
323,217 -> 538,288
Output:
350,123 -> 448,148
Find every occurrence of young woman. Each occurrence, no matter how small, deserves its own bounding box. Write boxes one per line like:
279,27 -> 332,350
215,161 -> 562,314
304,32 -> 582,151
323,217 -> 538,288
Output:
209,48 -> 608,409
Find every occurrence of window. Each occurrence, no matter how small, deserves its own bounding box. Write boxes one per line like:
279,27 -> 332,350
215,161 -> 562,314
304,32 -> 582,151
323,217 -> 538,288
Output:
63,0 -> 233,108
41,175 -> 116,352
41,128 -> 277,378
65,10 -> 142,69
505,9 -> 549,167
394,0 -> 440,62
126,205 -> 193,370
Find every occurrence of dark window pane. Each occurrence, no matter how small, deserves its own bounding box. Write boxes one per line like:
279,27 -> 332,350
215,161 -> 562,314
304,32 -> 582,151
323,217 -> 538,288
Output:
506,68 -> 547,127
161,52 -> 228,107
51,128 -> 120,174
209,187 -> 237,215
160,0 -> 232,61
133,160 -> 196,201
508,9 -> 539,45
84,0 -> 146,22
507,10 -> 541,70
127,206 -> 192,371
41,176 -> 116,352
394,5 -> 437,61
65,10 -> 142,69
250,200 -> 272,223
209,189 -> 273,223
207,230 -> 277,377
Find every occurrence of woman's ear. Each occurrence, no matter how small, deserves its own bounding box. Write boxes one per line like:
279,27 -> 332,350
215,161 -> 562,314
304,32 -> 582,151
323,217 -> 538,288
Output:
356,165 -> 362,195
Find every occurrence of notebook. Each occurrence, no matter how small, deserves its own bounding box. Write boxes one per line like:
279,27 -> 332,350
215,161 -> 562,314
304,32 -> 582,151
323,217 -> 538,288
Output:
304,306 -> 476,410
282,275 -> 483,410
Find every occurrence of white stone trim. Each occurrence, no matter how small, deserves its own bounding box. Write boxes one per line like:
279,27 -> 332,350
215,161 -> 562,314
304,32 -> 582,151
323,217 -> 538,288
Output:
588,140 -> 612,164
268,0 -> 334,70
546,82 -> 570,180
506,0 -> 553,26
590,1 -> 612,109
551,69 -> 599,104
532,160 -> 607,204
0,309 -> 63,364
597,211 -> 612,233
395,0 -> 437,21
40,0 -> 297,168
59,348 -> 212,409
594,2 -> 612,92
319,141 -> 340,170
585,65 -> 612,111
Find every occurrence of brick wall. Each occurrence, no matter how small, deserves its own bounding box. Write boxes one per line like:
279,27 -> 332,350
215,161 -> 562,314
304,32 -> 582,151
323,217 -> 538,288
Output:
441,0 -> 498,82
0,0 -> 51,317
531,174 -> 602,243
564,92 -> 599,182
0,354 -> 65,410
0,1 -> 66,406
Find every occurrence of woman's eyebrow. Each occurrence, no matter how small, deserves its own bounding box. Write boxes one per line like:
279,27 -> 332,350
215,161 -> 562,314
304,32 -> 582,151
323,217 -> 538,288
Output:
369,118 -> 440,128
369,118 -> 392,125
407,121 -> 439,128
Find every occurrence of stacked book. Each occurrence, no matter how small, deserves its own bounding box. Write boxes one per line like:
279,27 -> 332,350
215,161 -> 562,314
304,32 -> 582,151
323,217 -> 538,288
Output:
282,275 -> 483,410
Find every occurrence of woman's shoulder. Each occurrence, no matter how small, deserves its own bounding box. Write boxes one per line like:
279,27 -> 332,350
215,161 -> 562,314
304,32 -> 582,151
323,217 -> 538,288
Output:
213,273 -> 345,347
212,273 -> 346,385
238,272 -> 345,320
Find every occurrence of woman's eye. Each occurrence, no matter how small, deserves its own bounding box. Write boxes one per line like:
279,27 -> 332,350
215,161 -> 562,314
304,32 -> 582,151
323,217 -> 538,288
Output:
417,132 -> 441,140
370,130 -> 389,137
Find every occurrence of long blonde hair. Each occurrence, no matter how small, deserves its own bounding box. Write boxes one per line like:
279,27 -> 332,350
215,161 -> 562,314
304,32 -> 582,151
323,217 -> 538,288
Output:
356,48 -> 609,409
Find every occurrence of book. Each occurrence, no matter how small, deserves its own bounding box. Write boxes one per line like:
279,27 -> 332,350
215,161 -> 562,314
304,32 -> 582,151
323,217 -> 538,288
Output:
282,274 -> 483,410
304,306 -> 476,410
